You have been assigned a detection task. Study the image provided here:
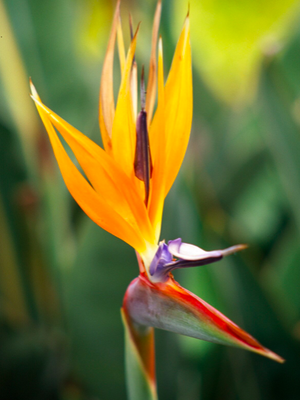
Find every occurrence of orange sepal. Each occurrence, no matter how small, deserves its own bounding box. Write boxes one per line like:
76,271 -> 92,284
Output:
148,37 -> 166,240
111,26 -> 139,178
163,15 -> 193,197
145,0 -> 162,126
99,0 -> 121,154
31,84 -> 148,254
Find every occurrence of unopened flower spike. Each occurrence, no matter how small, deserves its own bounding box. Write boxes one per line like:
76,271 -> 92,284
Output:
31,1 -> 284,397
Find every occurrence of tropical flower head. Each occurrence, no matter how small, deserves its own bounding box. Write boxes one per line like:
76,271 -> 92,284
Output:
31,0 -> 193,275
31,0 -> 284,375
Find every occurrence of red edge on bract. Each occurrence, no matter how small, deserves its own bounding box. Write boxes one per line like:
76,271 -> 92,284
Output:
126,273 -> 285,364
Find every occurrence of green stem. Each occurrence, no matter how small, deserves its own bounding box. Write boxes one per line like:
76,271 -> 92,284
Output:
121,308 -> 158,400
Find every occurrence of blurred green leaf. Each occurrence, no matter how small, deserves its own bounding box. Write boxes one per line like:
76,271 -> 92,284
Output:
174,0 -> 300,105
1,0 -> 300,399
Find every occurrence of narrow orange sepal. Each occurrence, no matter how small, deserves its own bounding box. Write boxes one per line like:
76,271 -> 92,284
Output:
99,0 -> 121,154
145,0 -> 162,126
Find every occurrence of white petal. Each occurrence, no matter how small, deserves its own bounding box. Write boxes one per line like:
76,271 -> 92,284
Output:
168,239 -> 247,261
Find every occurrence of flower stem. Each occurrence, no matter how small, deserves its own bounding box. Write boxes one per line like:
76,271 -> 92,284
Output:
121,308 -> 158,400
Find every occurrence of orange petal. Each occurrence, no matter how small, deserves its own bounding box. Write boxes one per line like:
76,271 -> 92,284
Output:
148,37 -> 166,240
32,91 -> 156,248
32,97 -> 147,254
35,101 -> 138,226
99,0 -> 121,154
163,15 -> 193,197
145,0 -> 162,127
117,16 -> 126,77
111,26 -> 139,177
131,61 -> 138,122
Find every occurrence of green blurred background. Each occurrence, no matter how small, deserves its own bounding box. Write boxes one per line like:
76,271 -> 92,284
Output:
1,0 -> 300,399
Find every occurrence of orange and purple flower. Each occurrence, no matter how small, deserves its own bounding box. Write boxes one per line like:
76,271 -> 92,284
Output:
31,0 -> 284,396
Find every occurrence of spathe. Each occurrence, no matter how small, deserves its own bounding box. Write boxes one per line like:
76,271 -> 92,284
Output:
123,273 -> 284,363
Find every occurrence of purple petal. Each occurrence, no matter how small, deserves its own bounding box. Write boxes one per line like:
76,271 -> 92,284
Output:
149,238 -> 247,283
149,242 -> 172,280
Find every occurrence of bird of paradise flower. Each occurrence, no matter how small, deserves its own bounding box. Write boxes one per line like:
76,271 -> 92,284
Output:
30,1 -> 283,399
